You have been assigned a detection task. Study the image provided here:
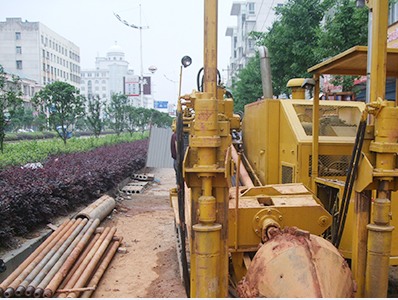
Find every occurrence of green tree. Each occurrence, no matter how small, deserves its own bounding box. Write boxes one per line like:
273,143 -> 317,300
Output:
32,81 -> 85,145
125,105 -> 139,136
107,93 -> 129,136
0,65 -> 23,153
22,109 -> 35,129
86,96 -> 106,137
151,109 -> 173,128
230,53 -> 263,113
33,112 -> 47,131
136,107 -> 152,137
315,0 -> 368,94
253,0 -> 327,97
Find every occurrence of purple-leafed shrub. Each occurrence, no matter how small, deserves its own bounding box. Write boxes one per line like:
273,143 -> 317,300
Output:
0,139 -> 147,248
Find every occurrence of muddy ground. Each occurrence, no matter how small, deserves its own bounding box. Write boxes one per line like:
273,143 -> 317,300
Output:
92,167 -> 186,298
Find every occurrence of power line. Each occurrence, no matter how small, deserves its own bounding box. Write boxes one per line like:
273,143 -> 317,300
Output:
260,0 -> 275,32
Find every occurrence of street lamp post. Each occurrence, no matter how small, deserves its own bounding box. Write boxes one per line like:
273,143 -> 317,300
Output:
114,5 -> 148,107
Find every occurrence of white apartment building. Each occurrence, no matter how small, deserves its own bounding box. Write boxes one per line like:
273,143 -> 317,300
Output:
80,44 -> 153,109
2,68 -> 43,110
0,18 -> 80,89
225,1 -> 285,87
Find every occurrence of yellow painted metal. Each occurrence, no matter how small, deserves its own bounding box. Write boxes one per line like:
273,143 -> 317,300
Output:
287,78 -> 306,99
351,191 -> 371,298
312,74 -> 320,192
203,0 -> 217,97
228,183 -> 332,256
308,46 -> 398,77
193,223 -> 222,297
368,0 -> 388,104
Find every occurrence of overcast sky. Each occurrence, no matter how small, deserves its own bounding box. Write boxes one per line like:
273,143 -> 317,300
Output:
0,0 -> 237,105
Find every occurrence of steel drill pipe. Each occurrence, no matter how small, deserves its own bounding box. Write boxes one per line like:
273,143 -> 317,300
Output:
12,218 -> 83,297
231,145 -> 254,188
46,227 -> 111,298
80,237 -> 123,298
23,218 -> 88,297
66,227 -> 117,298
33,219 -> 95,298
36,219 -> 100,298
55,232 -> 101,295
75,195 -> 115,221
0,219 -> 70,297
3,219 -> 76,298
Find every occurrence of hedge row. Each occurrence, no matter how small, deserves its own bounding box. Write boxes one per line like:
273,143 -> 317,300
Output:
0,139 -> 148,248
0,133 -> 145,170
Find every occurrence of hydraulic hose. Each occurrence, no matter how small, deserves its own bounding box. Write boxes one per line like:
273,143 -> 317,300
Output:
176,110 -> 190,297
333,120 -> 367,248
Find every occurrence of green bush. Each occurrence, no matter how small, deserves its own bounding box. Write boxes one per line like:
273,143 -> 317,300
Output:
0,132 -> 144,169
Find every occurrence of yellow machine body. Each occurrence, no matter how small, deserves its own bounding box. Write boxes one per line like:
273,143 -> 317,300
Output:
242,97 -> 398,264
170,0 -> 398,297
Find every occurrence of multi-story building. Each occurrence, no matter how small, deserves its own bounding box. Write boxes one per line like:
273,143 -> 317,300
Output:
80,44 -> 153,109
0,18 -> 80,89
225,1 -> 285,87
2,67 -> 43,110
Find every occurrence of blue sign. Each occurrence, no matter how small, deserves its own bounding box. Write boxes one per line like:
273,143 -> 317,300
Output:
154,101 -> 168,109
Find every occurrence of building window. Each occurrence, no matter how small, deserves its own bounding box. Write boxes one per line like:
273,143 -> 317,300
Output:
43,63 -> 46,71
95,80 -> 99,84
102,80 -> 106,84
88,80 -> 92,93
81,86 -> 85,91
102,86 -> 106,91
102,94 -> 106,98
15,32 -> 21,40
41,35 -> 44,44
277,3 -> 283,7
16,60 -> 22,69
16,46 -> 22,54
248,2 -> 255,14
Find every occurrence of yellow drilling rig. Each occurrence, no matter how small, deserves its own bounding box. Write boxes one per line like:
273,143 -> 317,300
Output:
170,0 -> 398,297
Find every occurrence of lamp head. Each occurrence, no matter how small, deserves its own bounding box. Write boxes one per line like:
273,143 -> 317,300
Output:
181,56 -> 192,68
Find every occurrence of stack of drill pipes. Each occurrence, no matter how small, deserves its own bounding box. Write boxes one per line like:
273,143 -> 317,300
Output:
54,232 -> 102,296
22,218 -> 88,297
33,219 -> 99,298
0,219 -> 70,297
11,218 -> 83,297
35,219 -> 100,298
2,219 -> 76,298
80,236 -> 123,298
45,227 -> 112,298
230,145 -> 254,188
64,227 -> 117,298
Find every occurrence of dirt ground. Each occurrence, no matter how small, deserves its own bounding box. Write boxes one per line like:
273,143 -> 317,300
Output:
91,167 -> 186,298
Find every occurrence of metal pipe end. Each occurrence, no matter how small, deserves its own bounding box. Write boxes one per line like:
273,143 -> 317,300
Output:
34,288 -> 44,298
3,287 -> 15,298
43,289 -> 53,298
25,285 -> 35,297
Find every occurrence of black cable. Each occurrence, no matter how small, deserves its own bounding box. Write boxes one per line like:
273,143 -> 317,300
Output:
197,67 -> 204,92
196,68 -> 222,92
333,120 -> 366,248
176,111 -> 190,297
